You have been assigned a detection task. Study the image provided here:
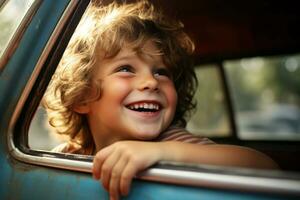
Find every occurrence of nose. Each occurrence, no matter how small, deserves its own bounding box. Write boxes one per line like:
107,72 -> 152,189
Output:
137,73 -> 159,91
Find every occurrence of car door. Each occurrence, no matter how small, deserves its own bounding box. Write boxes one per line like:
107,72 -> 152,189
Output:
1,0 -> 300,199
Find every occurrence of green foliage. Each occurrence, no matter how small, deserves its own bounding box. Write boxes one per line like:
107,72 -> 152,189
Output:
225,54 -> 300,111
187,65 -> 230,136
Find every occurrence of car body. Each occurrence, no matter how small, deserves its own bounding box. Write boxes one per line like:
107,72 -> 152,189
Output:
1,0 -> 300,199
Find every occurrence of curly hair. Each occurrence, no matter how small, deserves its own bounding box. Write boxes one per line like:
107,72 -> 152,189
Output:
43,0 -> 197,150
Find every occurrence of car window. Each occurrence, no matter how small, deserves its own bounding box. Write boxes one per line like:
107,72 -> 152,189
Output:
225,53 -> 300,141
29,64 -> 232,151
28,54 -> 300,150
186,65 -> 231,137
0,0 -> 36,66
29,106 -> 67,151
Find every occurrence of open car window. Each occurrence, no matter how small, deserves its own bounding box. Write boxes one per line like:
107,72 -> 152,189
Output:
29,53 -> 300,151
29,64 -> 232,151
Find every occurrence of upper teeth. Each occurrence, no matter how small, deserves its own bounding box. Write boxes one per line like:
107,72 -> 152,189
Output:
128,103 -> 160,110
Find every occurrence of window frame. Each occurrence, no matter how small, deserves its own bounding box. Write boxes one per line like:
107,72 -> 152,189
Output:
194,57 -> 300,143
8,0 -> 92,168
0,0 -> 8,11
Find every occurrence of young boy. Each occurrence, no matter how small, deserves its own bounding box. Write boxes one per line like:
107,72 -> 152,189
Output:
43,1 -> 278,199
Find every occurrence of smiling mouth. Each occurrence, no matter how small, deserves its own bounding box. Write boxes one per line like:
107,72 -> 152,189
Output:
125,102 -> 162,113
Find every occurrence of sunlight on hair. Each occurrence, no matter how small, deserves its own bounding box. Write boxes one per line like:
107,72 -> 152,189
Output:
76,16 -> 95,37
43,0 -> 197,150
101,9 -> 120,26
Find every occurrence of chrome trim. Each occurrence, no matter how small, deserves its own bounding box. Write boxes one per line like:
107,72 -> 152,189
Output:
0,0 -> 8,11
9,148 -> 92,172
7,0 -> 79,141
7,0 -> 81,149
7,0 -> 81,163
140,167 -> 300,195
0,0 -> 41,72
6,0 -> 300,197
7,0 -> 83,167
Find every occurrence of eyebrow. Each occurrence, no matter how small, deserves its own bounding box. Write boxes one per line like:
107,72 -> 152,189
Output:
113,55 -> 134,62
108,49 -> 165,66
113,50 -> 137,60
102,54 -> 134,66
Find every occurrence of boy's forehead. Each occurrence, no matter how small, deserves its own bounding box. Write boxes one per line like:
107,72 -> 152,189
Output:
104,40 -> 164,64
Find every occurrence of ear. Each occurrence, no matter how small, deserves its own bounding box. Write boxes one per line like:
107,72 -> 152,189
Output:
72,103 -> 90,114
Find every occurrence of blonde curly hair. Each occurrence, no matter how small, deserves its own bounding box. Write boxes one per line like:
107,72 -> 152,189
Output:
43,0 -> 197,150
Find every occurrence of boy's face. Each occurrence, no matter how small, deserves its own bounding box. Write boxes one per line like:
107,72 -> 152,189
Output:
82,41 -> 177,148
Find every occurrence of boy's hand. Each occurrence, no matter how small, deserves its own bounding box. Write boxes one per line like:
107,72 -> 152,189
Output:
92,141 -> 162,200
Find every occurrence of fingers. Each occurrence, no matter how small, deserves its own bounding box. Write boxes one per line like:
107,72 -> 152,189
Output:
101,150 -> 121,190
109,156 -> 138,198
120,158 -> 138,196
109,156 -> 129,200
109,193 -> 119,200
94,148 -> 137,198
93,145 -> 114,180
92,141 -> 155,199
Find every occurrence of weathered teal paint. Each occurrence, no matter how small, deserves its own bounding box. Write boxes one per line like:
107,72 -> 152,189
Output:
0,0 -> 299,199
2,160 -> 297,200
0,0 -> 68,128
0,0 -> 72,197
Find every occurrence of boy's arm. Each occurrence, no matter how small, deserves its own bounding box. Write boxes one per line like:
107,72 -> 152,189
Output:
93,140 -> 278,200
159,141 -> 279,169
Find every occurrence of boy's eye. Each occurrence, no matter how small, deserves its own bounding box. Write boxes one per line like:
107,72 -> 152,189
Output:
153,68 -> 171,78
116,65 -> 134,73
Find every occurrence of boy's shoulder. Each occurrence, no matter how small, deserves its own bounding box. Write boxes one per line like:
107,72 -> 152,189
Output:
156,126 -> 215,145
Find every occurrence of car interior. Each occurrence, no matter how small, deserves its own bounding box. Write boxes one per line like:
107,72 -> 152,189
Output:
162,0 -> 300,172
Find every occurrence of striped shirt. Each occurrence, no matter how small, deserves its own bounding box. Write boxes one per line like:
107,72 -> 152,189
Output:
154,126 -> 214,144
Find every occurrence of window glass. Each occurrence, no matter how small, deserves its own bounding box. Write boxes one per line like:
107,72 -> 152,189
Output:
29,64 -> 231,151
29,106 -> 66,150
187,65 -> 231,137
225,54 -> 300,140
0,0 -> 35,58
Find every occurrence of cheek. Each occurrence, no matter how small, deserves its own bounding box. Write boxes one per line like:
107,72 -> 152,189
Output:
165,83 -> 178,111
101,78 -> 131,100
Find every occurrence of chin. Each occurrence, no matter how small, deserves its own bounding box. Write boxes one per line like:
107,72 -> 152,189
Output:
132,129 -> 162,141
